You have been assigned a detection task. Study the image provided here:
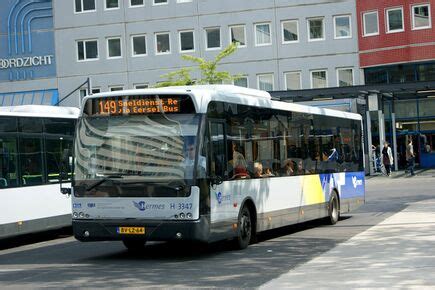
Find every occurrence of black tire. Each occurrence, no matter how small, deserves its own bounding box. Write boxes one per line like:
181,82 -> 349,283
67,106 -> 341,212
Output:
122,239 -> 146,252
235,206 -> 253,250
327,191 -> 340,225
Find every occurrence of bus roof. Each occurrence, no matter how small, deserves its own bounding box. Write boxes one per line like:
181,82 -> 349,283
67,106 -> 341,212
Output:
0,105 -> 79,119
83,85 -> 362,121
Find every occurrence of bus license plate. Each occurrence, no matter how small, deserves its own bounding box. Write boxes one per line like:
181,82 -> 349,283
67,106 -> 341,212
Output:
117,227 -> 145,235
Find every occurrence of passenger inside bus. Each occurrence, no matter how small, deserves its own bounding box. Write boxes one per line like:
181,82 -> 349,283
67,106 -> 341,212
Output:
183,138 -> 206,179
295,159 -> 306,175
253,162 -> 263,178
282,159 -> 295,176
263,167 -> 275,177
229,143 -> 249,179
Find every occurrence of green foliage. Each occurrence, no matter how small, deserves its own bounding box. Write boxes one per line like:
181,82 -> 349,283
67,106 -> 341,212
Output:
154,68 -> 194,88
156,42 -> 240,87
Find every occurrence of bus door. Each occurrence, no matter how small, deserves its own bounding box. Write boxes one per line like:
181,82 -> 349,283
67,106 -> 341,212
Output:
208,120 -> 232,223
208,120 -> 227,181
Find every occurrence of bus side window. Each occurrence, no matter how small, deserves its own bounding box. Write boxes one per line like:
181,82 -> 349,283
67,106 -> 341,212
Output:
209,122 -> 226,178
19,137 -> 44,186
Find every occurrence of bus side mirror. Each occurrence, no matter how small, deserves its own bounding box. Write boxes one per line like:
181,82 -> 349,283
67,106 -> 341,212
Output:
210,175 -> 223,186
60,149 -> 71,195
61,188 -> 71,195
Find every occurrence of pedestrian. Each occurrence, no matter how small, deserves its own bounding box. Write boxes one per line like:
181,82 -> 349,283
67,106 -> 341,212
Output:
382,141 -> 393,176
405,138 -> 415,176
425,143 -> 431,153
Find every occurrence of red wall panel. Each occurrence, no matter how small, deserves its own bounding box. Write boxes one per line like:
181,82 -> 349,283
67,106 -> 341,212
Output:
357,0 -> 435,67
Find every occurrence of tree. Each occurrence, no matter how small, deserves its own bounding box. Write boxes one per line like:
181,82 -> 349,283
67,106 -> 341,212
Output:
155,42 -> 241,87
154,68 -> 195,88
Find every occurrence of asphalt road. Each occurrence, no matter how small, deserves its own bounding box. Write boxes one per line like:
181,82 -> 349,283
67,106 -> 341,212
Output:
0,173 -> 433,289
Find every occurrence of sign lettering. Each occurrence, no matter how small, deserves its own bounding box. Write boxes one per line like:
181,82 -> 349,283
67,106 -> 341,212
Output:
0,55 -> 54,70
85,94 -> 196,116
97,97 -> 181,116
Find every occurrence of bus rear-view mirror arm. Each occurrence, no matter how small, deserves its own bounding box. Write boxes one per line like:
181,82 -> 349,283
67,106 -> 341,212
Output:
60,149 -> 72,195
209,175 -> 223,186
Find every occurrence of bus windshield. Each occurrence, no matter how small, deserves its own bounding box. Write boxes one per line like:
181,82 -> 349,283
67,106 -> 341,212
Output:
74,113 -> 202,197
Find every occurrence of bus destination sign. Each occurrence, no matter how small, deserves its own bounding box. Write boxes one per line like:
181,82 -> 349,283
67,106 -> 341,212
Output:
86,95 -> 194,116
98,97 -> 180,115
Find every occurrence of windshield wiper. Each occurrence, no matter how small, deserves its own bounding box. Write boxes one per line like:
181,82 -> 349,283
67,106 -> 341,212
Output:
85,175 -> 123,192
85,174 -> 186,192
103,173 -> 186,191
140,180 -> 186,192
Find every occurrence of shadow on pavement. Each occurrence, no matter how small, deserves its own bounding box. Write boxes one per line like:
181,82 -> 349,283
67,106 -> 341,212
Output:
0,227 -> 72,251
0,176 -> 433,288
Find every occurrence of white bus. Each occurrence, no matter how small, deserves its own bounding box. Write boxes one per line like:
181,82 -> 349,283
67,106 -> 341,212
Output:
0,105 -> 78,239
68,86 -> 365,250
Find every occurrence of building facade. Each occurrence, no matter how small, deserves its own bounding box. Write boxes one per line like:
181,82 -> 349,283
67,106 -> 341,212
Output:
357,0 -> 435,168
2,0 -> 434,171
0,0 -> 59,106
52,0 -> 361,107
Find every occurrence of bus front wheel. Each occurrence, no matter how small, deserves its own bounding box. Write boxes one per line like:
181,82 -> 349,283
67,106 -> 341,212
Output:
235,206 -> 252,250
327,191 -> 340,225
122,239 -> 146,251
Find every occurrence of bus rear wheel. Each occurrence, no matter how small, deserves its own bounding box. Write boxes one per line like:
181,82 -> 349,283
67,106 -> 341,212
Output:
326,191 -> 340,225
122,239 -> 146,251
235,206 -> 252,250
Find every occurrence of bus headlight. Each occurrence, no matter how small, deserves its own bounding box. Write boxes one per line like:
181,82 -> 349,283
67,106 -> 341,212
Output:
73,212 -> 78,218
79,212 -> 85,218
186,213 -> 192,219
179,213 -> 185,219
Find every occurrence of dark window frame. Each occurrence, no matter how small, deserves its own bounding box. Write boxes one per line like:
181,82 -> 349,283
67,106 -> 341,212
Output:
206,101 -> 364,180
0,116 -> 76,188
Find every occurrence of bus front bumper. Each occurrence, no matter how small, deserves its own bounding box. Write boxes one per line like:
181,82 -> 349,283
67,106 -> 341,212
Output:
73,216 -> 210,242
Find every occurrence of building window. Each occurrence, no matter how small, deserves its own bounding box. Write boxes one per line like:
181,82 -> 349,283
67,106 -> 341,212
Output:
105,0 -> 119,9
364,67 -> 388,84
109,86 -> 123,91
79,87 -> 99,96
257,74 -> 274,91
205,27 -> 221,50
233,76 -> 248,88
77,40 -> 98,61
282,20 -> 299,43
337,68 -> 353,87
412,4 -> 431,30
153,0 -> 167,5
284,72 -> 301,90
363,11 -> 379,36
155,32 -> 170,54
134,84 -> 149,89
130,0 -> 144,7
386,7 -> 404,33
255,23 -> 272,46
179,30 -> 195,52
334,15 -> 351,39
79,88 -> 87,98
107,37 -> 122,58
230,25 -> 246,47
131,35 -> 147,56
308,18 -> 324,41
418,63 -> 435,81
311,70 -> 328,88
75,0 -> 95,13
